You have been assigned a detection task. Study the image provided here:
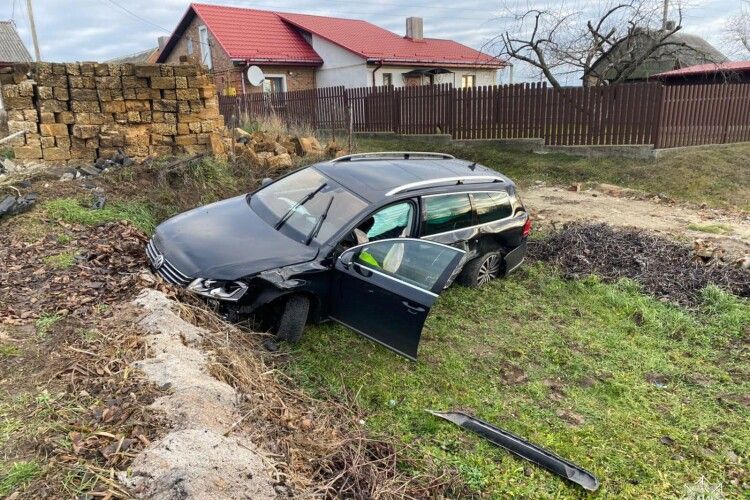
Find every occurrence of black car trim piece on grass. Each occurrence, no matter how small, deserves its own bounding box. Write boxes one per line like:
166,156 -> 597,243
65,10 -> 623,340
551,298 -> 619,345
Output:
428,410 -> 600,492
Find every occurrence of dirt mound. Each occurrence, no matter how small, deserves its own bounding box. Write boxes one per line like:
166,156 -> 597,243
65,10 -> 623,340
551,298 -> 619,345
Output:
529,223 -> 750,307
120,290 -> 276,499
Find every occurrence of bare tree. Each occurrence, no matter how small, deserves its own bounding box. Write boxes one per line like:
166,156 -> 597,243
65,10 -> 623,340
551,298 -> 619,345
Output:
725,0 -> 750,56
487,0 -> 712,88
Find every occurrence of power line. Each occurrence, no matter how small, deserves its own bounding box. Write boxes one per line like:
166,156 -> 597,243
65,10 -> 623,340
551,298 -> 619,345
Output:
103,0 -> 171,33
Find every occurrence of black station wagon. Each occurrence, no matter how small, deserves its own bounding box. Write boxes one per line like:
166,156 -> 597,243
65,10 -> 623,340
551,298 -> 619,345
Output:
147,152 -> 531,359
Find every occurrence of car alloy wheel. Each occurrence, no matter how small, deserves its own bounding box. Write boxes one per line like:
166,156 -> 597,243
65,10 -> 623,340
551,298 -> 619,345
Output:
477,253 -> 501,285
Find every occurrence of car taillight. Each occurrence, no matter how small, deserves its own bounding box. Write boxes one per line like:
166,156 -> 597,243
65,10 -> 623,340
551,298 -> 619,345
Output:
522,217 -> 532,237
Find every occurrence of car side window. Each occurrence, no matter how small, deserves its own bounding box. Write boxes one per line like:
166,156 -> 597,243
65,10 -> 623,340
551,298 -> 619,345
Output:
471,192 -> 512,224
354,239 -> 461,291
364,202 -> 414,241
421,194 -> 473,236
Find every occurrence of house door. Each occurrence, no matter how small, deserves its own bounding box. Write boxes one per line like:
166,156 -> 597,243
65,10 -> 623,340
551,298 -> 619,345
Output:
405,75 -> 421,87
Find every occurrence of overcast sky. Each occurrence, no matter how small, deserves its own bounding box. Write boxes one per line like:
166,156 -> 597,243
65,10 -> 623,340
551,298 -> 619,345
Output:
2,0 -> 746,84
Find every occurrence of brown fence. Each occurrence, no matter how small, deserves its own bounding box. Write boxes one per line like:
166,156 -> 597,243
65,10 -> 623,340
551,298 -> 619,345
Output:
219,81 -> 750,149
655,83 -> 750,148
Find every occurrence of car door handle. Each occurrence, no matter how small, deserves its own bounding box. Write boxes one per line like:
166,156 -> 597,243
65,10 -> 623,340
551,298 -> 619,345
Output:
402,301 -> 425,314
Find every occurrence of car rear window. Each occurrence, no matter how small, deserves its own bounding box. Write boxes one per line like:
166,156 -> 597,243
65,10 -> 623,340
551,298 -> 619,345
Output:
421,194 -> 473,236
471,192 -> 512,224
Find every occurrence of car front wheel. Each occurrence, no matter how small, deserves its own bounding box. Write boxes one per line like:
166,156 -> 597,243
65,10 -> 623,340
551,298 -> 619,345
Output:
457,251 -> 503,288
276,294 -> 310,342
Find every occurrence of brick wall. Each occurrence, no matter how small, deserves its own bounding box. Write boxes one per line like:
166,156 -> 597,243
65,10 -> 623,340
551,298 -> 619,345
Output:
0,61 -> 225,164
161,14 -> 316,95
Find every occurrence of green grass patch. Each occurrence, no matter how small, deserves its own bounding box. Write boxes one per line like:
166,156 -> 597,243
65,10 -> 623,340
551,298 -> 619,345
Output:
0,396 -> 23,449
288,264 -> 750,497
687,223 -> 734,235
0,461 -> 43,496
355,137 -> 750,211
42,251 -> 77,269
35,313 -> 61,338
44,197 -> 156,233
0,344 -> 21,358
56,233 -> 72,245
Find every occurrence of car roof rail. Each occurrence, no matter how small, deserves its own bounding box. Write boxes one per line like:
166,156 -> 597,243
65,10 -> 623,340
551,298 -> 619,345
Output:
331,151 -> 456,162
385,176 -> 505,196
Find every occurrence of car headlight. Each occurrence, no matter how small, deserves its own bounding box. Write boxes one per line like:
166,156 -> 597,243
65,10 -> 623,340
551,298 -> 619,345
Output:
187,278 -> 248,302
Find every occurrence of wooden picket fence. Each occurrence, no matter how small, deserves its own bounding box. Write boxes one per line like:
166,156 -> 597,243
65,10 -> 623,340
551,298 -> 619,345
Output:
218,81 -> 750,149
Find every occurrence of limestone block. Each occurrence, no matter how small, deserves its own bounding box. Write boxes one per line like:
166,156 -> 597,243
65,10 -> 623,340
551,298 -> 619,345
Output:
14,145 -> 43,159
42,147 -> 71,161
40,123 -> 69,137
151,76 -> 176,90
71,100 -> 101,113
101,101 -> 127,113
134,64 -> 161,78
72,124 -> 100,139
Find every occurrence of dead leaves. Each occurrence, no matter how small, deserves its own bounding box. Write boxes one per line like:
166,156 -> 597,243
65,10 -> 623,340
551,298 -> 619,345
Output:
0,220 -> 149,323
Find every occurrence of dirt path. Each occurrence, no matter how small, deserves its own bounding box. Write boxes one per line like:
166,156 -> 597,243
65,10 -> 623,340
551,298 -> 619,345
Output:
524,183 -> 750,262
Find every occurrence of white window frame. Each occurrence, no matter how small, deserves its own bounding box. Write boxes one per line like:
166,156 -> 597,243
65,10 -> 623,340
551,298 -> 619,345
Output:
198,25 -> 212,69
263,74 -> 287,93
461,74 -> 476,88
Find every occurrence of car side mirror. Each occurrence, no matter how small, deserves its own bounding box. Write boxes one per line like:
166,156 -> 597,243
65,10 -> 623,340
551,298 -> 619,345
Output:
261,177 -> 273,187
339,250 -> 355,269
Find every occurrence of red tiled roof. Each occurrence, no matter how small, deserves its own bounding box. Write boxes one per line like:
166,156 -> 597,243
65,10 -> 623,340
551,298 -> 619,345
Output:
278,12 -> 503,68
654,61 -> 750,78
158,3 -> 322,65
158,3 -> 502,68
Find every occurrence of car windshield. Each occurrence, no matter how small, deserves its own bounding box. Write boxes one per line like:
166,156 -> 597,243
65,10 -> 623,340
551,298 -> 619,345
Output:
250,168 -> 367,245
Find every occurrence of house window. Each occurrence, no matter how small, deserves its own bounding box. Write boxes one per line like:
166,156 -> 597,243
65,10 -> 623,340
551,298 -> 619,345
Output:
187,37 -> 193,56
461,75 -> 476,88
382,73 -> 393,86
198,25 -> 212,69
263,75 -> 286,94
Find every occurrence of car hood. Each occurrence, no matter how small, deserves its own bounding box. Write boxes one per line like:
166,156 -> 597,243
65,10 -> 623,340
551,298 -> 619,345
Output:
152,195 -> 318,281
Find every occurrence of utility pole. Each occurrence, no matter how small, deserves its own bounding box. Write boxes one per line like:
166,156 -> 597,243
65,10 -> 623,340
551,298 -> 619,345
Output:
661,0 -> 669,29
26,0 -> 41,61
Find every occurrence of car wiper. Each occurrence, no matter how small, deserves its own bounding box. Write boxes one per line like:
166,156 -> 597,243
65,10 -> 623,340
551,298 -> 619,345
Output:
275,183 -> 327,230
305,196 -> 334,245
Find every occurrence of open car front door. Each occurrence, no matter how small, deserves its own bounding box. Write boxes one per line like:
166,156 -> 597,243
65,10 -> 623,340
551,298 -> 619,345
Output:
329,238 -> 465,360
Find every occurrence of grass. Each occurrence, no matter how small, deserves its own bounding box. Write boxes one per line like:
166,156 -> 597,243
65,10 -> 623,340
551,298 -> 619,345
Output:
44,197 -> 156,234
288,264 -> 750,497
0,461 -> 43,497
687,223 -> 735,235
35,313 -> 62,338
354,136 -> 750,211
56,234 -> 72,245
0,344 -> 21,358
43,251 -> 77,269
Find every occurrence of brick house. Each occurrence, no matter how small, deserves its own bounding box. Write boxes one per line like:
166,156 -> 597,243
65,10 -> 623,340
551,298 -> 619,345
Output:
156,3 -> 505,95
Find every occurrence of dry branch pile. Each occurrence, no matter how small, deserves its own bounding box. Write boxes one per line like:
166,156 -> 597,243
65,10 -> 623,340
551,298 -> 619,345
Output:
529,223 -> 750,307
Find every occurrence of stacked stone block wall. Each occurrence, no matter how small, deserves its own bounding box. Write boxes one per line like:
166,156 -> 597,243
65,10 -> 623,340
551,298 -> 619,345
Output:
0,62 -> 225,164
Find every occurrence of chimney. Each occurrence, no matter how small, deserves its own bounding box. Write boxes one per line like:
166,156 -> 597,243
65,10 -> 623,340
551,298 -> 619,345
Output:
405,17 -> 423,41
158,36 -> 169,50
